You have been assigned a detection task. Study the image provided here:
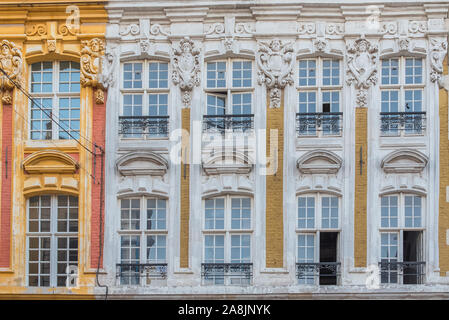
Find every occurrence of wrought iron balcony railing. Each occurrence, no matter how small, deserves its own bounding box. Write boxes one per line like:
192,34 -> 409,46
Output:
119,116 -> 169,138
203,114 -> 254,133
379,261 -> 425,285
116,263 -> 167,285
296,262 -> 341,285
380,112 -> 426,136
296,112 -> 343,136
201,263 -> 253,285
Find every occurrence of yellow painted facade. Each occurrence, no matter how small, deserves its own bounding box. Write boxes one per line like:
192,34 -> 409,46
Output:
265,90 -> 284,268
354,107 -> 368,268
439,55 -> 449,276
180,107 -> 190,269
0,0 -> 106,297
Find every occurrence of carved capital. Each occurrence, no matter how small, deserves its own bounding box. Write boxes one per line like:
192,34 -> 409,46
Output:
0,40 -> 22,104
346,38 -> 378,107
99,47 -> 117,90
256,39 -> 294,108
171,37 -> 201,106
80,38 -> 105,88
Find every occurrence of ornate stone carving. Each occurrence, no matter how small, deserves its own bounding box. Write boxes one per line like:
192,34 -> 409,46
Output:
205,23 -> 225,35
80,38 -> 106,104
398,37 -> 411,52
298,23 -> 316,35
326,23 -> 344,35
150,24 -> 170,37
256,39 -> 294,108
25,24 -> 47,36
171,37 -> 201,106
139,39 -> 151,54
429,38 -> 448,87
59,24 -> 79,36
222,36 -> 235,53
47,40 -> 56,52
0,40 -> 22,104
119,24 -> 140,36
408,21 -> 427,34
234,23 -> 254,35
314,39 -> 328,52
99,47 -> 116,89
380,22 -> 398,35
346,38 -> 378,107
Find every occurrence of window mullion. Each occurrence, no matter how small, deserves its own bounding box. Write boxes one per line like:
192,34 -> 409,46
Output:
51,195 -> 57,287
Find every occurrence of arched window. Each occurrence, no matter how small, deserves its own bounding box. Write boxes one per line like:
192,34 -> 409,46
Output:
297,57 -> 342,136
27,195 -> 78,287
117,196 -> 168,285
119,60 -> 169,138
202,195 -> 252,285
379,193 -> 425,284
29,61 -> 80,140
203,59 -> 254,133
296,192 -> 341,286
380,56 -> 425,136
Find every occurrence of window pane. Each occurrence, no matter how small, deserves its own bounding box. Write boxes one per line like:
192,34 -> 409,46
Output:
204,198 -> 225,230
299,60 -> 316,86
207,62 -> 226,88
147,199 -> 166,230
298,196 -> 315,229
149,62 -> 169,89
232,61 -> 252,88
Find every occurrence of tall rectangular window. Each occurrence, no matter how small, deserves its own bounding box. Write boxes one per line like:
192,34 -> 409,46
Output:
30,61 -> 80,140
27,195 -> 78,287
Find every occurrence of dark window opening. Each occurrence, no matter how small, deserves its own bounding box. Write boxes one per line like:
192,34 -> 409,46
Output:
403,231 -> 423,284
322,103 -> 331,113
319,232 -> 338,285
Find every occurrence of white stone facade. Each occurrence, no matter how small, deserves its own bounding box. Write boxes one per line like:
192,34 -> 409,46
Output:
98,0 -> 449,298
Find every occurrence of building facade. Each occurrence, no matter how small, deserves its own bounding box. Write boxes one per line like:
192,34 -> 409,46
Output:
1,0 -> 449,299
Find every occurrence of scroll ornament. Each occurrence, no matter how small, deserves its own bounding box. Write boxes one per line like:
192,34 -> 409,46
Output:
80,38 -> 106,104
172,37 -> 201,106
256,39 -> 294,108
99,48 -> 117,90
0,40 -> 22,104
346,38 -> 378,108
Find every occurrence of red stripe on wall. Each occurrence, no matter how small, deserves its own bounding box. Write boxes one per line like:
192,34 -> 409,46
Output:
0,102 -> 13,268
90,90 -> 106,269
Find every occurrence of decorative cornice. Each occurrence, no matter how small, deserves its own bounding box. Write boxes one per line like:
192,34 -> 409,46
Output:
116,151 -> 169,176
22,150 -> 79,174
381,149 -> 428,174
296,150 -> 343,174
202,151 -> 253,176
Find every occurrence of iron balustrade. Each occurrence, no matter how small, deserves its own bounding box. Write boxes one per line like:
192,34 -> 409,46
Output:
296,112 -> 343,136
203,114 -> 254,133
116,263 -> 168,285
119,116 -> 169,137
201,263 -> 253,285
380,112 -> 426,136
296,262 -> 341,285
378,261 -> 426,285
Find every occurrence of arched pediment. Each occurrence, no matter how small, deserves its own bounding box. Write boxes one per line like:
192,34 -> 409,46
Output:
202,151 -> 253,175
116,152 -> 169,176
22,150 -> 78,174
296,150 -> 342,174
381,149 -> 428,174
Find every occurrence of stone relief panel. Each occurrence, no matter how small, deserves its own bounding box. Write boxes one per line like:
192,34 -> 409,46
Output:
171,37 -> 201,106
256,39 -> 294,108
429,38 -> 448,87
0,40 -> 22,104
346,38 -> 378,107
80,38 -> 106,104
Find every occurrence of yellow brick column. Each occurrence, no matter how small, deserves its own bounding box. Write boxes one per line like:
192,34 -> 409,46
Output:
354,107 -> 368,268
439,55 -> 449,276
180,108 -> 190,268
265,90 -> 284,268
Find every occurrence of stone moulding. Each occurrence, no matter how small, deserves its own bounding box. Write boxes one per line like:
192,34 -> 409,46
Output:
22,150 -> 79,174
116,151 -> 169,176
296,150 -> 343,174
202,151 -> 253,175
381,149 -> 428,174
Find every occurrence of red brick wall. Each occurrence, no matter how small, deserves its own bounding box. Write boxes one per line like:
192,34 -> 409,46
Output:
0,101 -> 12,268
90,90 -> 106,269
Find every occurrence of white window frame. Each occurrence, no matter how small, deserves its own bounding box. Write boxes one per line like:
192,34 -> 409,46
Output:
29,61 -> 81,141
204,58 -> 254,115
117,196 -> 169,265
380,56 -> 426,137
26,195 -> 79,288
120,60 -> 170,140
202,195 -> 253,285
296,57 -> 343,137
